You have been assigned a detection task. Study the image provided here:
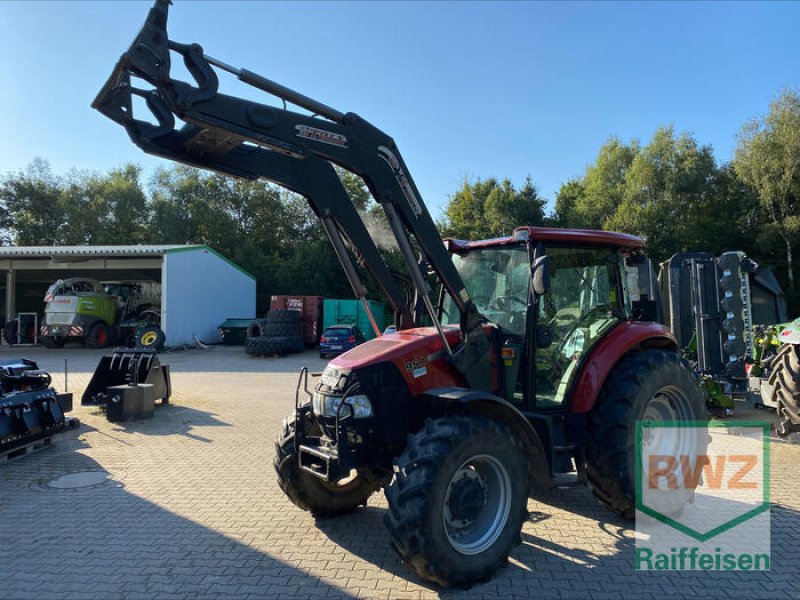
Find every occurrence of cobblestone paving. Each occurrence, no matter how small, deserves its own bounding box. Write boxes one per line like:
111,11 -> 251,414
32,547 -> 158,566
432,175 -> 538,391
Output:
0,345 -> 797,599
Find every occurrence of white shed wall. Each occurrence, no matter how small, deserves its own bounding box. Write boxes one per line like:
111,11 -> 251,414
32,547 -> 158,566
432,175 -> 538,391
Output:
163,248 -> 256,346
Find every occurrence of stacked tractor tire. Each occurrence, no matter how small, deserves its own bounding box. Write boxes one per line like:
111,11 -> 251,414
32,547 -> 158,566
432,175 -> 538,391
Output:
245,310 -> 305,357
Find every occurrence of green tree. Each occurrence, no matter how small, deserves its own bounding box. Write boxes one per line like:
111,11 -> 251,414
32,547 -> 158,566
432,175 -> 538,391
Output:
553,179 -> 586,227
0,159 -> 66,244
63,164 -> 150,245
577,137 -> 640,229
606,127 -> 717,260
734,89 -> 800,293
441,176 -> 545,239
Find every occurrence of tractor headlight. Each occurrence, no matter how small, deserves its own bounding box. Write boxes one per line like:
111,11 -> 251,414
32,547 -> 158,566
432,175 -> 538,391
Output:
312,392 -> 373,419
345,394 -> 373,418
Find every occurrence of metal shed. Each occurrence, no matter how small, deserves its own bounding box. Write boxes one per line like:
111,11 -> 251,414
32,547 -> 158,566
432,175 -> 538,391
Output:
0,245 -> 255,346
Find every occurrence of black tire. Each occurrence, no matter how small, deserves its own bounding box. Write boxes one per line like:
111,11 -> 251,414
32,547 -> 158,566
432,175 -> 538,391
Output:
3,316 -> 36,345
3,320 -> 19,345
44,336 -> 67,349
274,414 -> 387,516
246,335 -> 302,356
86,321 -> 113,349
586,349 -> 707,520
267,309 -> 301,325
246,318 -> 267,339
262,322 -> 300,337
768,343 -> 800,436
135,306 -> 161,327
384,416 -> 529,588
245,336 -> 287,356
245,336 -> 263,356
286,335 -> 304,353
135,326 -> 165,350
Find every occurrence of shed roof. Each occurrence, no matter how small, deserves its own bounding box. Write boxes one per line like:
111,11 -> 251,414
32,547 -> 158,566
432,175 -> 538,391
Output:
0,245 -> 201,258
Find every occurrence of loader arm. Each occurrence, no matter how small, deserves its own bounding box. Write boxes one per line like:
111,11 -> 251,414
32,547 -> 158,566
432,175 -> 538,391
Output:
93,0 -> 488,382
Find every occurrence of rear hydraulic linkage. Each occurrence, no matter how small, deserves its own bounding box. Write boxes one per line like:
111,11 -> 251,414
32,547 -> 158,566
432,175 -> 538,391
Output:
93,0 -> 490,385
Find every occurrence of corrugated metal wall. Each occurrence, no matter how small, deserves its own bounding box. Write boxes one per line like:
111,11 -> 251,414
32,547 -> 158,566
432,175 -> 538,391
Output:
163,248 -> 256,346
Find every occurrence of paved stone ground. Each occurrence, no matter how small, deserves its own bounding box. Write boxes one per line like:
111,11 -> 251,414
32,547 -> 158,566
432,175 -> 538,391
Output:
0,345 -> 798,599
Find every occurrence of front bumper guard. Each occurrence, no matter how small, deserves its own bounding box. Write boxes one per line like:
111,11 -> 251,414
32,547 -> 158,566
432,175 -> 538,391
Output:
293,367 -> 359,482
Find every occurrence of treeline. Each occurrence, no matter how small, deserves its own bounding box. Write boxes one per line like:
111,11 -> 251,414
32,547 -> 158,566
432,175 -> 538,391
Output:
1,90 -> 798,314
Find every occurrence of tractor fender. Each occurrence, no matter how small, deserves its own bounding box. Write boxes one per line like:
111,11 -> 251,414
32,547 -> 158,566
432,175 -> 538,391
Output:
569,321 -> 677,414
421,387 -> 552,493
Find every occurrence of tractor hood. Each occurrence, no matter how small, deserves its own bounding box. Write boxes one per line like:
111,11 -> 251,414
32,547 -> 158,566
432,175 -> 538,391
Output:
329,326 -> 465,395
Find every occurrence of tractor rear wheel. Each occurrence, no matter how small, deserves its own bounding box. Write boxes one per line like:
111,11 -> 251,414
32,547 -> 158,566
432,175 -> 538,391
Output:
384,416 -> 529,588
768,343 -> 800,436
586,349 -> 707,519
274,414 -> 387,516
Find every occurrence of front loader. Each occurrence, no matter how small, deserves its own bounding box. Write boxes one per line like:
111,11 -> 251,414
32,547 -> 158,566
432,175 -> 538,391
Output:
94,1 -> 707,587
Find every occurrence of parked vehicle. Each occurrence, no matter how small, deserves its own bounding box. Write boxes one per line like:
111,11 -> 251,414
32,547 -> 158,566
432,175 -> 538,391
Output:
38,277 -> 163,349
94,2 -> 707,586
319,325 -> 366,358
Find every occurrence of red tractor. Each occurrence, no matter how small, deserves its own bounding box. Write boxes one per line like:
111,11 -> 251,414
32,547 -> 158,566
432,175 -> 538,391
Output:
94,1 -> 706,587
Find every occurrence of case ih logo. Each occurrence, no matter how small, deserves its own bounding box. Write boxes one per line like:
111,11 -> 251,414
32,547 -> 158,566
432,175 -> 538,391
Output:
635,422 -> 770,571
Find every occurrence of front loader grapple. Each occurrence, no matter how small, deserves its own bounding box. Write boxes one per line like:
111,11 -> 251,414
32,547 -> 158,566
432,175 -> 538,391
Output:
0,359 -> 73,454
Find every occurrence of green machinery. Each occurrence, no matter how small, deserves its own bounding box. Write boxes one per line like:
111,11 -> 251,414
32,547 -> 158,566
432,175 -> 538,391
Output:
39,277 -> 163,349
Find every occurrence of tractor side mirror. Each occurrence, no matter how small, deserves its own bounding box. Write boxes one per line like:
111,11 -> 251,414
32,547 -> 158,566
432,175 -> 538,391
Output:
531,256 -> 550,296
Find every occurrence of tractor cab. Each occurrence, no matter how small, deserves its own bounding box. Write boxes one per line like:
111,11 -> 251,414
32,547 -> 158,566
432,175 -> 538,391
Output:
443,227 -> 648,412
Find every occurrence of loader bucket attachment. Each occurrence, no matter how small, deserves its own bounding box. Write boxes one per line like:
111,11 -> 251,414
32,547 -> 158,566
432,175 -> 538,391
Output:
82,348 -> 171,406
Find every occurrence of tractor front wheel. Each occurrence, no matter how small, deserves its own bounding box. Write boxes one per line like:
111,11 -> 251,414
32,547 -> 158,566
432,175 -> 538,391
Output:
274,415 -> 387,517
136,326 -> 166,350
384,416 -> 529,588
768,343 -> 800,436
86,322 -> 113,349
586,349 -> 707,519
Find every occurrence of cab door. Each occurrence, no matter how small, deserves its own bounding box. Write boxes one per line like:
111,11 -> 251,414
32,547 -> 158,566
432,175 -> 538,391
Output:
533,246 -> 623,410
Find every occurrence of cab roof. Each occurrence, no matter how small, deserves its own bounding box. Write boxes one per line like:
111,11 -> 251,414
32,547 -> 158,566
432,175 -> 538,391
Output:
446,226 -> 645,251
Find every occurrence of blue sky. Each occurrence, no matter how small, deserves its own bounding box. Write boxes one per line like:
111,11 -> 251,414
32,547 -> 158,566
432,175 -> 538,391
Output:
0,1 -> 797,218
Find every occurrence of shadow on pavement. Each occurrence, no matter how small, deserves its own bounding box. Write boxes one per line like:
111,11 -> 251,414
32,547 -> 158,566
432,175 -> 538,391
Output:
312,478 -> 794,599
107,404 -> 232,442
0,428 -> 355,600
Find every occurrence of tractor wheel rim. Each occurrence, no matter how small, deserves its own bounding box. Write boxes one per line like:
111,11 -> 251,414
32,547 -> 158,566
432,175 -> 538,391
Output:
443,454 -> 511,555
641,384 -> 698,482
141,332 -> 157,345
